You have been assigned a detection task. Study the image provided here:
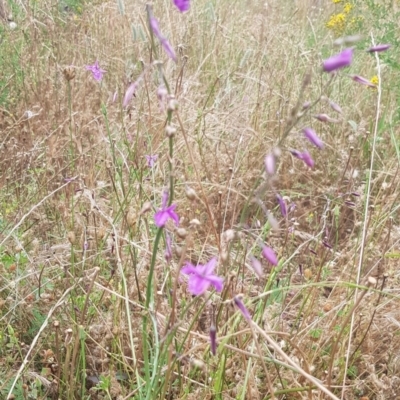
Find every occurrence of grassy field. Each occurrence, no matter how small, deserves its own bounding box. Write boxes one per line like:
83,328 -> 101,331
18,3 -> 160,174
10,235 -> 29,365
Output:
1,0 -> 400,399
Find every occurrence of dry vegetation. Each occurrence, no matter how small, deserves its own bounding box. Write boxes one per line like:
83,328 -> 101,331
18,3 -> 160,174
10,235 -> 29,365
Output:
1,0 -> 400,399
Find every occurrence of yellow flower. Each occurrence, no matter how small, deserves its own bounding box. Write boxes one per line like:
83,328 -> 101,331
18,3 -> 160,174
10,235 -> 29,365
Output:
343,3 -> 353,13
370,75 -> 379,85
326,13 -> 346,35
332,0 -> 342,3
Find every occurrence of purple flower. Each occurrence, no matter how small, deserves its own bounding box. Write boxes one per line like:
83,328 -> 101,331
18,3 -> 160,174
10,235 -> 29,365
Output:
233,296 -> 251,321
249,255 -> 263,278
264,153 -> 276,175
173,0 -> 190,12
303,127 -> 324,149
149,16 -> 177,62
181,257 -> 224,296
328,99 -> 343,114
313,114 -> 338,123
367,44 -> 390,53
276,194 -> 287,217
209,324 -> 217,355
154,191 -> 179,227
290,150 -> 315,168
350,75 -> 376,88
85,61 -> 106,81
145,154 -> 158,167
261,246 -> 278,266
322,48 -> 353,72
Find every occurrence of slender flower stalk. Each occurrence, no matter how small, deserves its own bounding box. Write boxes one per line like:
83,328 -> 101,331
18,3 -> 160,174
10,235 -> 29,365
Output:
181,257 -> 223,296
303,128 -> 324,149
322,48 -> 353,72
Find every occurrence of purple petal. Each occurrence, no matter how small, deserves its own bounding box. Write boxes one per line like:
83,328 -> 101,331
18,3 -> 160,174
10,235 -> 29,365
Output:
329,99 -> 343,114
181,263 -> 197,275
323,48 -> 353,72
234,296 -> 251,321
149,16 -> 162,39
154,210 -> 170,227
160,38 -> 177,62
303,127 -> 324,149
173,0 -> 190,12
276,194 -> 287,217
264,153 -> 276,175
161,191 -> 169,209
203,257 -> 217,275
123,82 -> 139,108
166,205 -> 179,226
351,75 -> 376,88
367,44 -> 390,53
262,246 -> 278,266
206,275 -> 224,292
301,151 -> 314,168
188,275 -> 210,296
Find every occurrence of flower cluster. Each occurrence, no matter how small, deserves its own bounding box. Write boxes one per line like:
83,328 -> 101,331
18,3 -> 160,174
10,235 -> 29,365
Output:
326,2 -> 354,36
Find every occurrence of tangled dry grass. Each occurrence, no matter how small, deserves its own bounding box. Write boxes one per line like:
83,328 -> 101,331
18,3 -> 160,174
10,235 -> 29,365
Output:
1,0 -> 400,399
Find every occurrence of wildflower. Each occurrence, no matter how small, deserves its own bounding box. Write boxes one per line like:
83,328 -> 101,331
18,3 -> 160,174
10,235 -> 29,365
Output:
276,194 -> 287,217
209,324 -> 217,355
326,13 -> 346,35
234,296 -> 251,321
145,154 -> 158,167
328,99 -> 343,114
290,150 -> 315,168
181,257 -> 224,296
173,0 -> 190,12
154,191 -> 179,227
261,245 -> 278,266
165,233 -> 172,262
303,127 -> 324,149
249,255 -> 263,278
123,71 -> 145,108
149,16 -> 177,62
350,75 -> 376,88
302,101 -> 311,110
322,48 -> 353,72
370,75 -> 379,86
157,85 -> 168,110
264,153 -> 276,175
343,3 -> 353,13
332,0 -> 342,3
367,44 -> 390,53
313,114 -> 338,123
85,61 -> 106,81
